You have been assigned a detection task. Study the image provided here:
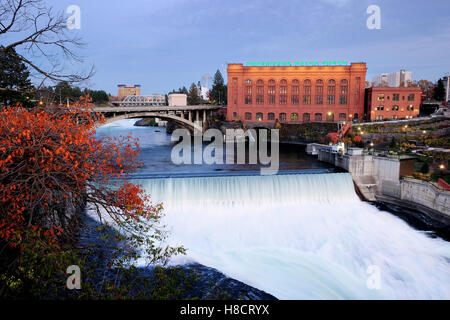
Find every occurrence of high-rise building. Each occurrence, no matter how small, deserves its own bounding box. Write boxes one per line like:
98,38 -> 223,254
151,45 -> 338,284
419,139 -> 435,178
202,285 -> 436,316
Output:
227,62 -> 367,123
372,70 -> 412,87
117,84 -> 141,101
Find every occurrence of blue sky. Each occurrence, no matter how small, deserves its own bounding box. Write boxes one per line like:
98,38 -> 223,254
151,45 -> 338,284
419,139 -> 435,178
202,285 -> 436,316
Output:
46,0 -> 450,95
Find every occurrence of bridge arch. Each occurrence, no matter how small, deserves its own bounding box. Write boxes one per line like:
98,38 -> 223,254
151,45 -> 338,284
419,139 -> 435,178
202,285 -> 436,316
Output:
98,112 -> 203,132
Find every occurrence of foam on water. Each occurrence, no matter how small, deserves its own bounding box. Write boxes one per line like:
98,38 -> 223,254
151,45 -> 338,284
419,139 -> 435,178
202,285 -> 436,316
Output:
134,173 -> 450,299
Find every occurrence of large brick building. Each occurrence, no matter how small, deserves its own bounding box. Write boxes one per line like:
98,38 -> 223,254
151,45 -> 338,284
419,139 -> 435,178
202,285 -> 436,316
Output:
365,87 -> 422,121
226,63 -> 367,123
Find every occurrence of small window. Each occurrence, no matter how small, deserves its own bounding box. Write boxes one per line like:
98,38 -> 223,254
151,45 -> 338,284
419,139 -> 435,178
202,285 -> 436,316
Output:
339,113 -> 346,120
268,113 -> 275,120
392,105 -> 399,111
378,94 -> 385,101
245,79 -> 252,84
393,94 -> 399,101
303,113 -> 310,123
291,113 -> 298,121
279,113 -> 287,121
314,113 -> 322,122
256,112 -> 263,121
233,112 -> 237,118
408,94 -> 415,101
245,112 -> 252,120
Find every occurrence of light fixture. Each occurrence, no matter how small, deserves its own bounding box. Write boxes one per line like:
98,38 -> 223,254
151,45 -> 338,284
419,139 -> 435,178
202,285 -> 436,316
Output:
423,130 -> 426,134
439,164 -> 446,170
370,142 -> 374,147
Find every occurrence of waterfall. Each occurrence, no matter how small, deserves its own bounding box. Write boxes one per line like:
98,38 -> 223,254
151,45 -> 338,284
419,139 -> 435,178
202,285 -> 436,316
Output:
134,173 -> 450,299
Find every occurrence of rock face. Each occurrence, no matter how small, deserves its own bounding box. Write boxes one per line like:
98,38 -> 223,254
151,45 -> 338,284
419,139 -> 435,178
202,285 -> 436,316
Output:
181,263 -> 277,300
78,211 -> 277,300
134,118 -> 157,127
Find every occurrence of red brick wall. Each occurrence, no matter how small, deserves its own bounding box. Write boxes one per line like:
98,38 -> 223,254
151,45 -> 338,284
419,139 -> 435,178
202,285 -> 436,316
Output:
366,87 -> 422,121
226,63 -> 367,123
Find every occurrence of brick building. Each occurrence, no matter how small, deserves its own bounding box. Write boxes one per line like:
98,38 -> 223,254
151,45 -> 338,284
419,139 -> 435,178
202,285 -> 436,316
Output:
365,87 -> 422,121
226,63 -> 367,123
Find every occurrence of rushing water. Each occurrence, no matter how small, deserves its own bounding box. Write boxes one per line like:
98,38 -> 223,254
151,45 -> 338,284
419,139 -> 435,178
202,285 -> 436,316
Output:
96,119 -> 450,299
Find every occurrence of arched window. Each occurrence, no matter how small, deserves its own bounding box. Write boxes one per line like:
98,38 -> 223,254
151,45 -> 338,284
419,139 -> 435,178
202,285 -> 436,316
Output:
339,79 -> 348,105
327,79 -> 336,104
256,112 -> 263,121
326,112 -> 334,122
339,113 -> 346,121
245,79 -> 252,104
245,112 -> 252,120
408,94 -> 415,101
256,79 -> 264,104
268,112 -> 275,120
316,79 -> 323,104
279,113 -> 287,122
280,79 -> 287,94
291,113 -> 298,121
292,79 -> 299,104
314,113 -> 322,122
268,79 -> 276,104
303,113 -> 310,123
392,105 -> 399,111
279,79 -> 287,105
303,79 -> 311,104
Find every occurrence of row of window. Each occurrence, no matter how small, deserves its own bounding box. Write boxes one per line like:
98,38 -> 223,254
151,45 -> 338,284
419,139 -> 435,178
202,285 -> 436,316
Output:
244,79 -> 348,86
375,115 -> 414,121
245,80 -> 348,95
238,112 -> 352,122
377,94 -> 415,102
375,105 -> 415,111
244,95 -> 348,105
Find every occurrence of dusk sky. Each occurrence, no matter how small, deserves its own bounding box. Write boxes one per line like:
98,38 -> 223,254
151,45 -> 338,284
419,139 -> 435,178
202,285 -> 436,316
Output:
47,0 -> 450,95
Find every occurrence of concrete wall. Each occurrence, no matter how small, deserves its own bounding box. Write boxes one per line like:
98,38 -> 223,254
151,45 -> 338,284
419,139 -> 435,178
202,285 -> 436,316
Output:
401,178 -> 450,215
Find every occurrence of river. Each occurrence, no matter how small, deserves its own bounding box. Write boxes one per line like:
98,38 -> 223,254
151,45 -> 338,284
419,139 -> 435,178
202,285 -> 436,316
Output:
95,119 -> 450,299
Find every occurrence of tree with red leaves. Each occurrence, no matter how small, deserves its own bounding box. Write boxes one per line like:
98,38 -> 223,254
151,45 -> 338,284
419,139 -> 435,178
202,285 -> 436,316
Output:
0,97 -> 184,298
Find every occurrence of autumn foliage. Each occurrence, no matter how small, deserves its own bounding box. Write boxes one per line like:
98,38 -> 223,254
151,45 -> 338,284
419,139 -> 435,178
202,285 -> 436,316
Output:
0,97 -> 157,245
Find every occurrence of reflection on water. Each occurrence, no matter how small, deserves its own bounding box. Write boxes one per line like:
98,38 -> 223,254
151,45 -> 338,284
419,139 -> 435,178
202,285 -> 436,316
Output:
95,119 -> 335,177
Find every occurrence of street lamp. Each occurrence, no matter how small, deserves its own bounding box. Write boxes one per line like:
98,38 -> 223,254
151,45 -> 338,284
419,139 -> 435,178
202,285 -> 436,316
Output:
440,164 -> 446,170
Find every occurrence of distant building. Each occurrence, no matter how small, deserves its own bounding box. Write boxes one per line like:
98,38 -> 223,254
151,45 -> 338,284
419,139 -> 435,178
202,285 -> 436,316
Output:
365,87 -> 421,121
442,76 -> 450,103
117,84 -> 141,101
372,70 -> 412,87
168,93 -> 187,107
199,86 -> 209,101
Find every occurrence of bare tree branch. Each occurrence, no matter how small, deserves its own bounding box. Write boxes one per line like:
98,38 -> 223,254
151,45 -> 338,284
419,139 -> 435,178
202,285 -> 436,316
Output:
0,0 -> 93,87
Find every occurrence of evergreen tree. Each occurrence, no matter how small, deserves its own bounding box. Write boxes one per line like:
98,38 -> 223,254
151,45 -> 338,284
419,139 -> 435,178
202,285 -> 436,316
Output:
0,47 -> 33,106
211,69 -> 227,104
433,79 -> 445,101
187,83 -> 201,105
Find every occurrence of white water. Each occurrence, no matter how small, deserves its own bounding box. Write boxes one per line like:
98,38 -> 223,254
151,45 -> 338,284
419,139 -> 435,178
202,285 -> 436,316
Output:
134,173 -> 450,299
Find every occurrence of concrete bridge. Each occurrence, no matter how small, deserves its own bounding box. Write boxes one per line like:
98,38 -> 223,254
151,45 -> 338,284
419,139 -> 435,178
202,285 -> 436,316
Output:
93,105 -> 223,132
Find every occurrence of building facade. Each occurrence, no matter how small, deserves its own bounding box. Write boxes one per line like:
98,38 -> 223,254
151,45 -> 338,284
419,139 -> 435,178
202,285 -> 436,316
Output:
365,87 -> 422,121
226,63 -> 367,123
372,70 -> 412,87
117,84 -> 141,101
168,93 -> 187,106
